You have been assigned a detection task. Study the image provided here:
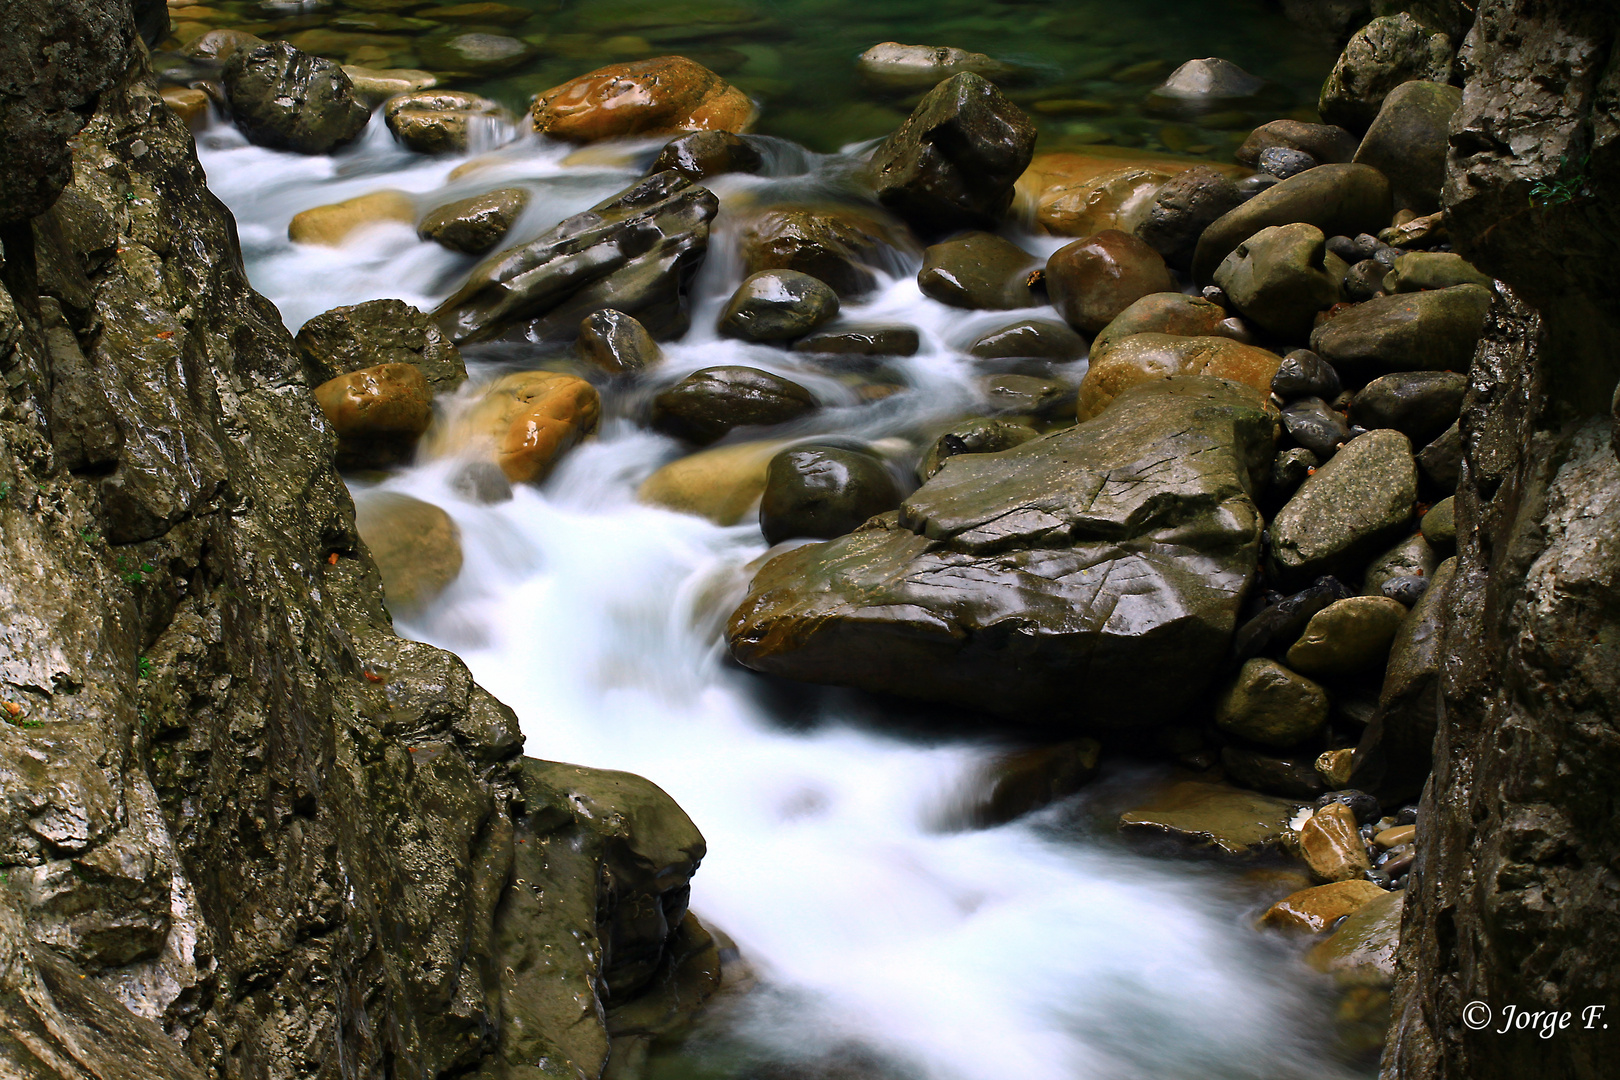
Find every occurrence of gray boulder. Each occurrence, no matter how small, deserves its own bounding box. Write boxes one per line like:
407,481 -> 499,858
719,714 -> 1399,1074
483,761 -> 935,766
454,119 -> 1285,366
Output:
1319,14 -> 1454,132
651,366 -> 817,445
224,42 -> 370,154
1309,284 -> 1492,377
1271,428 -> 1418,584
1353,80 -> 1464,214
295,297 -> 467,394
417,187 -> 528,255
1192,164 -> 1392,282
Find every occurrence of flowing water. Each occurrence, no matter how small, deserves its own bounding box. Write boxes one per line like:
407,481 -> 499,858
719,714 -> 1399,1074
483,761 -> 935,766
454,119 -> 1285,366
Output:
192,12 -> 1374,1076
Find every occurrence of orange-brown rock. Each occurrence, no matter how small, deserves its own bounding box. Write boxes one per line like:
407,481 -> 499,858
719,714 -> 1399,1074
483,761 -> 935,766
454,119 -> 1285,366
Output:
457,371 -> 602,483
314,362 -> 435,468
1035,166 -> 1172,237
288,190 -> 417,246
159,86 -> 211,127
1076,333 -> 1281,421
1045,230 -> 1176,335
1300,801 -> 1373,883
1260,880 -> 1389,933
1014,150 -> 1245,220
1089,292 -> 1242,363
530,56 -> 754,143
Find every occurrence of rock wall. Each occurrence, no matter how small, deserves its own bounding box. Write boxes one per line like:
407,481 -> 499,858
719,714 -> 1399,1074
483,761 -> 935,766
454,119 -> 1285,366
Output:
1385,2 -> 1620,1077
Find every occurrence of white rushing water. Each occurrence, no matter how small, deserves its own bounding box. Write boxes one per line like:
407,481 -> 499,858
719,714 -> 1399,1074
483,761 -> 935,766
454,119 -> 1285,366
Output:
197,112 -> 1365,1080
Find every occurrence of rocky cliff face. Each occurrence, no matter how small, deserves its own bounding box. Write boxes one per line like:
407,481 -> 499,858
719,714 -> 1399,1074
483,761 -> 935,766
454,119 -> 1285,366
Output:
1385,3 -> 1620,1077
0,6 -> 707,1079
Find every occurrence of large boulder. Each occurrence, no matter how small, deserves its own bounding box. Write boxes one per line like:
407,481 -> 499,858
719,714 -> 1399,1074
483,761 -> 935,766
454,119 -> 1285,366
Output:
223,42 -> 370,154
433,171 -> 718,344
530,56 -> 753,142
1192,163 -> 1392,282
1270,428 -> 1417,584
726,378 -> 1275,729
1319,14 -> 1454,132
867,72 -> 1037,232
1308,284 -> 1493,378
1352,80 -> 1464,214
1077,334 -> 1281,421
296,298 -> 467,394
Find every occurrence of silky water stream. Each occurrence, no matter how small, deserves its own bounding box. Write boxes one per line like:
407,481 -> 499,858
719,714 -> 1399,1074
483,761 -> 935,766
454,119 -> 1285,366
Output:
196,111 -> 1370,1080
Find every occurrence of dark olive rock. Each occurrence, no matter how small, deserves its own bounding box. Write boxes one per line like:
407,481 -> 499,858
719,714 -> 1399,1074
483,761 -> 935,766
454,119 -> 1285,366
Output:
576,309 -> 662,375
1232,575 -> 1354,662
1308,285 -> 1492,377
384,89 -> 506,154
1383,251 -> 1493,293
1235,173 -> 1281,200
1353,80 -> 1464,214
1236,119 -> 1358,167
1350,370 -> 1467,444
1382,574 -> 1429,605
1213,222 -> 1344,340
223,42 -> 370,154
434,171 -> 718,345
950,739 -> 1102,828
1271,348 -> 1342,401
1271,446 -> 1319,494
1416,420 -> 1461,491
1363,532 -> 1439,597
918,417 -> 1041,481
738,205 -> 911,299
1271,428 -> 1418,585
717,270 -> 841,341
1221,747 -> 1327,799
969,318 -> 1087,362
651,366 -> 817,445
417,187 -> 528,255
1258,147 -> 1317,179
1192,163 -> 1392,283
296,297 -> 467,394
1282,396 -> 1351,459
1343,258 -> 1389,302
791,325 -> 920,357
1216,658 -> 1329,748
759,446 -> 902,545
1133,165 -> 1245,271
726,378 -> 1275,729
651,130 -> 764,180
981,373 -> 1075,418
1420,495 -> 1456,550
917,231 -> 1040,309
1318,14 -> 1455,132
868,72 -> 1037,232
1047,229 -> 1175,334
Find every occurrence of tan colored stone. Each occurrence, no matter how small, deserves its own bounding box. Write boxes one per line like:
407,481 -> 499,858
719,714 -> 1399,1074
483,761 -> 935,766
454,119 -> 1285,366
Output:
1260,879 -> 1388,933
354,492 -> 463,616
636,440 -> 790,525
531,56 -> 754,143
314,362 -> 435,468
1117,780 -> 1300,857
1300,802 -> 1373,883
159,86 -> 210,127
1316,747 -> 1355,789
342,65 -> 438,106
1076,333 -> 1281,420
447,371 -> 602,484
1013,149 -> 1244,220
1089,292 -> 1240,364
1035,166 -> 1171,237
288,191 -> 417,246
1285,594 -> 1409,677
1375,824 -> 1415,849
385,89 -> 508,154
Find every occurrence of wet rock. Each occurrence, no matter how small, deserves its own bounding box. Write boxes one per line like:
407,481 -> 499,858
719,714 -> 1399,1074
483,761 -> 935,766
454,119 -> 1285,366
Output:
651,366 -> 817,445
1216,658 -> 1329,748
1316,747 -> 1356,789
1350,370 -> 1466,444
1352,80 -> 1463,214
296,297 -> 467,395
793,325 -> 920,358
982,373 -> 1075,418
353,490 -> 464,618
1035,165 -> 1171,238
760,446 -> 902,544
1420,495 -> 1455,549
342,65 -> 437,106
184,27 -> 267,62
1192,164 -> 1392,282
1213,222 -> 1345,340
1047,229 -> 1175,334
1362,532 -> 1439,597
1300,802 -> 1374,882
1285,595 -> 1409,677
1235,173 -> 1281,199
1076,333 -> 1281,420
577,309 -> 662,375
1220,747 -> 1327,799
868,72 -> 1037,232
952,739 -> 1102,828
1381,574 -> 1429,605
1270,428 -> 1417,584
420,3 -> 532,26
969,318 -> 1086,362
726,378 -> 1274,727
718,271 -> 840,342
532,55 -> 752,142
1319,14 -> 1454,132
314,362 -> 434,470
1309,285 -> 1492,378
1118,781 -> 1300,856
1343,258 -> 1390,302
434,171 -> 718,344
454,370 -> 602,483
651,130 -> 764,181
223,42 -> 370,154
1147,57 -> 1266,114
288,190 -> 417,246
1271,348 -> 1342,402
1090,293 -> 1232,363
637,440 -> 790,524
1258,147 -> 1317,180
738,205 -> 910,299
1232,575 -> 1354,661
1416,420 -> 1461,491
1133,165 -> 1245,270
918,417 -> 1041,481
1307,889 -> 1402,984
1317,789 -> 1384,825
418,32 -> 535,74
1236,119 -> 1358,167
1382,251 -> 1493,293
384,89 -> 508,154
159,85 -> 209,127
917,232 -> 1040,309
450,459 -> 513,504
1260,879 -> 1388,933
1282,396 -> 1351,459
417,187 -> 528,255
1272,446 -> 1319,494
857,41 -> 1015,89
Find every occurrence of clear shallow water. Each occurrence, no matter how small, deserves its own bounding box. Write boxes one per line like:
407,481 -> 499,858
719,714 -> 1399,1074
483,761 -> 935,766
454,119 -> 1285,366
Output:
194,52 -> 1371,1080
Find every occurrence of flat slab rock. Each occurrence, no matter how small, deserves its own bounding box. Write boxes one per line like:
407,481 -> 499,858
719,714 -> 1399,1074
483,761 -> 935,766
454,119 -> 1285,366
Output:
726,377 -> 1276,728
1119,780 -> 1301,856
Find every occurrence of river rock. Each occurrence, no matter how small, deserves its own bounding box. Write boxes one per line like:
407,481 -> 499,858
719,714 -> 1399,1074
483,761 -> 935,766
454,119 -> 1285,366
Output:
1035,166 -> 1171,237
738,205 -> 909,299
1350,370 -> 1467,444
418,32 -> 534,74
1118,780 -> 1299,857
792,325 -> 920,358
1307,889 -> 1402,984
434,171 -> 718,344
1352,80 -> 1463,214
651,366 -> 817,445
1089,293 -> 1232,362
1420,495 -> 1455,549
1076,333 -> 1281,421
1216,658 -> 1329,748
1343,258 -> 1390,302
1147,57 -> 1266,114
856,41 -> 1015,88
456,371 -> 602,483
1362,532 -> 1439,597
1236,119 -> 1358,167
1271,428 -> 1417,584
288,190 -> 417,246
1133,165 -> 1246,269
354,492 -> 464,616
637,440 -> 790,524
184,27 -> 267,62
726,378 -> 1274,727
1316,747 -> 1356,789
1271,349 -> 1343,407
1286,595 -> 1409,677
1272,446 -> 1319,494
1260,879 -> 1388,933
1223,747 -> 1327,799
159,86 -> 209,127
1308,285 -> 1492,377
759,446 -> 902,544
223,42 -> 370,154
969,319 -> 1086,362
314,362 -> 435,470
918,417 -> 1040,481
531,56 -> 753,142
342,65 -> 437,106
917,232 -> 1040,309
868,72 -> 1037,232
983,373 -> 1074,418
1300,801 -> 1373,883
953,739 -> 1102,828
717,271 -> 840,342
384,89 -> 508,154
418,187 -> 528,255
1213,223 -> 1345,340
420,2 -> 531,25
1319,14 -> 1454,132
1192,164 -> 1392,283
576,309 -> 662,375
1282,396 -> 1351,458
652,130 -> 764,181
296,297 -> 467,394
1257,147 -> 1318,180
1047,230 -> 1175,334
1382,251 -> 1493,293
1232,575 -> 1355,661
1416,421 -> 1461,491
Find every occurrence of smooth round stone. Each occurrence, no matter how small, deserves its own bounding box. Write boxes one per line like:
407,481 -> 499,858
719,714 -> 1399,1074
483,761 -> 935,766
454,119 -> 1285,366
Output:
1077,333 -> 1281,421
576,309 -> 662,375
1193,163 -> 1393,283
982,374 -> 1074,418
533,55 -> 751,141
1271,348 -> 1342,401
1213,222 -> 1344,340
1299,801 -> 1372,883
1383,251 -> 1493,293
759,446 -> 902,545
651,366 -> 817,445
968,319 -> 1086,362
288,190 -> 416,246
739,205 -> 909,299
1285,595 -> 1409,677
791,325 -> 920,358
314,363 -> 434,470
1090,293 -> 1232,363
1270,428 -> 1418,584
342,65 -> 437,106
1282,396 -> 1350,459
1420,496 -> 1456,549
1134,165 -> 1245,270
1148,57 -> 1266,112
1350,370 -> 1467,444
1343,258 -> 1389,302
353,492 -> 463,616
1236,119 -> 1358,167
1353,80 -> 1464,214
454,371 -> 602,484
651,130 -> 764,180
1271,446 -> 1319,494
918,417 -> 1040,481
918,232 -> 1040,310
1046,229 -> 1175,334
1215,657 -> 1330,748
636,440 -> 790,525
224,42 -> 370,155
1381,574 -> 1430,605
718,271 -> 840,342
384,89 -> 508,154
417,187 -> 528,255
1258,147 -> 1317,179
856,41 -> 1017,88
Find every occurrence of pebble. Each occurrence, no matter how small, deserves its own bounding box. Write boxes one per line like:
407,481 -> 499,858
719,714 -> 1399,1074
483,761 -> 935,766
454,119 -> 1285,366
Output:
1381,574 -> 1430,605
1271,446 -> 1319,494
1315,748 -> 1355,789
1282,396 -> 1350,459
1421,496 -> 1457,549
1375,824 -> 1416,849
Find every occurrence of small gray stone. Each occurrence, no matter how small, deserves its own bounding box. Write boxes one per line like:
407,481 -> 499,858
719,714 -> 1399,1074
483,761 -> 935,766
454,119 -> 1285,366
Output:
1235,173 -> 1281,200
1272,349 -> 1342,401
1381,574 -> 1429,605
1258,147 -> 1317,179
1283,396 -> 1351,459
1350,370 -> 1466,444
1343,258 -> 1389,302
1417,421 -> 1462,491
417,187 -> 528,255
1216,658 -> 1330,748
718,270 -> 840,342
1271,446 -> 1320,494
1271,428 -> 1418,584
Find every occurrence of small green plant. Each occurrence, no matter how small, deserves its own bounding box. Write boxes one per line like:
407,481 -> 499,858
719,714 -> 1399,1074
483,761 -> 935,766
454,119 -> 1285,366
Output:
116,556 -> 155,584
138,656 -> 152,679
0,482 -> 10,502
1529,153 -> 1593,208
80,527 -> 100,543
